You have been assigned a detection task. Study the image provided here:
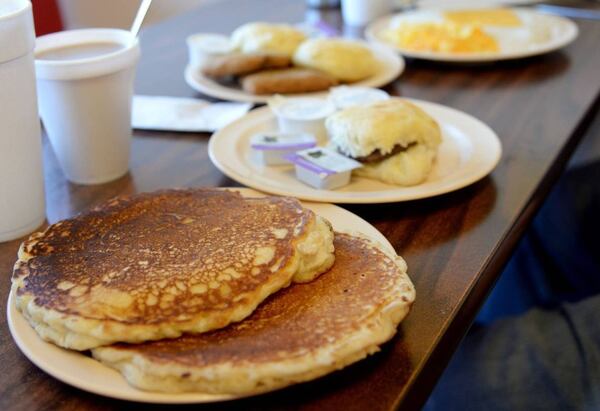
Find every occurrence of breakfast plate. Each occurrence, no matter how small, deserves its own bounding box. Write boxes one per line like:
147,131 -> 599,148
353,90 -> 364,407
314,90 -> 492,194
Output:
209,99 -> 502,203
365,8 -> 578,63
7,187 -> 393,403
184,42 -> 404,103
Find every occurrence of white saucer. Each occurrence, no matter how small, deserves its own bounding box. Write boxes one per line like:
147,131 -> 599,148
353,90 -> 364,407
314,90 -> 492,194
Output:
7,188 -> 392,403
365,8 -> 578,63
209,99 -> 502,203
184,42 -> 404,103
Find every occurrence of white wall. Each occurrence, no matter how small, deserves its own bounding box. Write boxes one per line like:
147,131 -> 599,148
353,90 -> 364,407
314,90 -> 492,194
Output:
57,0 -> 213,29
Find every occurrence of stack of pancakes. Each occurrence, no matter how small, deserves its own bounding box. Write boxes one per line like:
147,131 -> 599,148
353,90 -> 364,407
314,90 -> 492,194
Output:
11,188 -> 414,396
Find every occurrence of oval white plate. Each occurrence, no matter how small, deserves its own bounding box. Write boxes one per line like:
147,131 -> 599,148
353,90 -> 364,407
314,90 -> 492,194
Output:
365,8 -> 578,63
7,188 -> 392,404
184,42 -> 404,103
209,99 -> 502,203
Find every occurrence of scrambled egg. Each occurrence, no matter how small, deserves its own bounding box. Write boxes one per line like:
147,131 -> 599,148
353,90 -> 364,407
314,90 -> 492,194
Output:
444,9 -> 522,27
384,22 -> 499,54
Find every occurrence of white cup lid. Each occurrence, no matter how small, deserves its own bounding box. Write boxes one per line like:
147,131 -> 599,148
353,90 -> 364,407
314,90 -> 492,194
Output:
0,0 -> 35,63
35,28 -> 140,80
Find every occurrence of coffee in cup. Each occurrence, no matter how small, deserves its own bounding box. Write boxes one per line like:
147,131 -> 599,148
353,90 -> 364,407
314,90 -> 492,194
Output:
35,28 -> 140,185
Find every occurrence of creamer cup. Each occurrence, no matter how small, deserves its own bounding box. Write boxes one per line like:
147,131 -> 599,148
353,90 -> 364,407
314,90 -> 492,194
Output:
186,33 -> 234,68
329,86 -> 389,109
268,96 -> 336,144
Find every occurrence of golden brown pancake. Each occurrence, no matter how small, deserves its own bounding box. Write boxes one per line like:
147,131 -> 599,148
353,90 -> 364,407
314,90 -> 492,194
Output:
92,233 -> 415,395
12,188 -> 334,350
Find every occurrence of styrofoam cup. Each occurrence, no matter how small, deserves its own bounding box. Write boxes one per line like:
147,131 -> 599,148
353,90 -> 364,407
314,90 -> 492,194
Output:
341,0 -> 392,26
0,0 -> 46,242
35,29 -> 140,185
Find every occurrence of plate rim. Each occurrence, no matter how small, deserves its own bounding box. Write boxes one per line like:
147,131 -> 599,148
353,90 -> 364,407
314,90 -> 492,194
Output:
208,98 -> 502,204
184,41 -> 405,103
364,7 -> 579,63
7,188 -> 393,404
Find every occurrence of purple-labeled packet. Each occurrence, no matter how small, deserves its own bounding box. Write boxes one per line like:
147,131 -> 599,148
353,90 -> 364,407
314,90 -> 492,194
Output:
285,147 -> 362,190
250,132 -> 317,166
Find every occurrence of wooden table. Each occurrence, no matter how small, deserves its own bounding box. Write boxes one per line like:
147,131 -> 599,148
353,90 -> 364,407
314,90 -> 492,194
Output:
2,1 -> 600,410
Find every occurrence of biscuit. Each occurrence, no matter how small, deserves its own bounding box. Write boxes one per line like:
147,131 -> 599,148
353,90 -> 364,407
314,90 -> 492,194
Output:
241,68 -> 338,95
326,99 -> 442,186
326,99 -> 441,158
293,39 -> 379,82
231,22 -> 307,57
200,53 -> 291,78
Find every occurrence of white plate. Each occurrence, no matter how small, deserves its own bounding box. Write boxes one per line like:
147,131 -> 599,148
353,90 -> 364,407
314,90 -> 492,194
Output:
365,8 -> 578,63
209,99 -> 502,204
184,42 -> 405,103
7,188 -> 392,404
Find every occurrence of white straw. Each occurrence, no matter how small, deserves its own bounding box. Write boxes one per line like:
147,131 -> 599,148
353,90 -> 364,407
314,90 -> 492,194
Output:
130,0 -> 153,37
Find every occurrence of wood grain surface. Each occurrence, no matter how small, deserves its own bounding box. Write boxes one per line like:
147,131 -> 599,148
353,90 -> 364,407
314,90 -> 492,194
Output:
1,1 -> 600,410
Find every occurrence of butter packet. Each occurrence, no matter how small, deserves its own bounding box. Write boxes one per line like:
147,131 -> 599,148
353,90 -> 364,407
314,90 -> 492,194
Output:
285,147 -> 362,190
250,132 -> 317,166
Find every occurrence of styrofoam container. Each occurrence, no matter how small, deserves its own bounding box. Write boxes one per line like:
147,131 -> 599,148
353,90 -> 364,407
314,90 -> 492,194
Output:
35,28 -> 140,184
341,0 -> 392,26
0,0 -> 46,241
